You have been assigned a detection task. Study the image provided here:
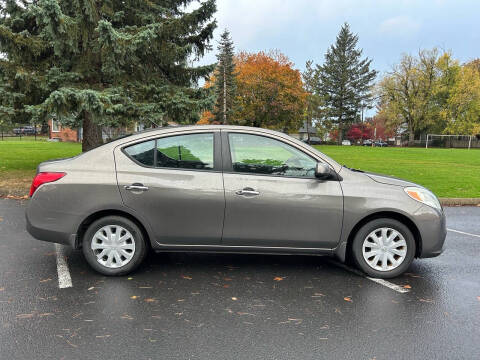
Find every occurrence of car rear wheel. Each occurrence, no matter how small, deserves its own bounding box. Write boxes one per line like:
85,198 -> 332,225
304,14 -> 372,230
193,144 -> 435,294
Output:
351,218 -> 415,278
82,216 -> 147,276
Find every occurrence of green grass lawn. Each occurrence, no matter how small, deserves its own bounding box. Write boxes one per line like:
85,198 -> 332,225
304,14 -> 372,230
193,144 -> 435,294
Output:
0,139 -> 478,198
315,145 -> 480,198
0,140 -> 81,196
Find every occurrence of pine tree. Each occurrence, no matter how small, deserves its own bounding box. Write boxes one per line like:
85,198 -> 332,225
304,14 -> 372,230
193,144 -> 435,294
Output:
315,23 -> 377,144
303,60 -> 325,143
0,0 -> 217,151
213,29 -> 236,124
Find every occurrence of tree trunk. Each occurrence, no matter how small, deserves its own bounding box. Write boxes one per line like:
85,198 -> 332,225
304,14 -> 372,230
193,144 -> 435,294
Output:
408,128 -> 414,145
223,66 -> 227,125
81,111 -> 103,152
306,120 -> 311,144
337,120 -> 343,145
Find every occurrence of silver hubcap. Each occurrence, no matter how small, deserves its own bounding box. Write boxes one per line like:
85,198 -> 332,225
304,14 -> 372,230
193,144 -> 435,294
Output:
91,225 -> 135,269
362,227 -> 407,272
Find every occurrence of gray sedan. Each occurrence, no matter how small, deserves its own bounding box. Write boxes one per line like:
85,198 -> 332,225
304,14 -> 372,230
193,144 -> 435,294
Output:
26,125 -> 446,278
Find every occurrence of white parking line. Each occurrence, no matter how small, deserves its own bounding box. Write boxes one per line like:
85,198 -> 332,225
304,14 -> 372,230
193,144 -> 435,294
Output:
55,244 -> 73,289
448,228 -> 480,238
326,259 -> 410,294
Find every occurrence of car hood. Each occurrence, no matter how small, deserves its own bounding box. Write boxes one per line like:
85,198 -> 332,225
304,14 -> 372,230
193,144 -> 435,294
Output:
363,171 -> 419,188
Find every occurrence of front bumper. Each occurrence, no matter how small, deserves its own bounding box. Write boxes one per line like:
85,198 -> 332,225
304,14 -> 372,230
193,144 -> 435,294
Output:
416,206 -> 447,258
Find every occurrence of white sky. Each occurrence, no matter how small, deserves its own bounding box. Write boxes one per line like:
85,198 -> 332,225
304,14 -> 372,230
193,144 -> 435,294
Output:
194,0 -> 480,76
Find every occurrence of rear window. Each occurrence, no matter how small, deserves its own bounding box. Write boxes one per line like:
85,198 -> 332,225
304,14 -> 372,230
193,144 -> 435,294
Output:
123,133 -> 214,170
124,140 -> 155,166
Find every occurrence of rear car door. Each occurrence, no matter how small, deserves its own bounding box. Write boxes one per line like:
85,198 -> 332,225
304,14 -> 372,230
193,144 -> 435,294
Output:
114,130 -> 225,246
221,131 -> 343,249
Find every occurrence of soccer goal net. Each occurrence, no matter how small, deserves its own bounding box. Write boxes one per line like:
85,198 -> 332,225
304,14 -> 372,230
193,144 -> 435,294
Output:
425,134 -> 478,149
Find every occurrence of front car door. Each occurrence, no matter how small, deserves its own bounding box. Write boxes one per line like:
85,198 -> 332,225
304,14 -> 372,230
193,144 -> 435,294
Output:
221,131 -> 343,249
115,130 -> 225,246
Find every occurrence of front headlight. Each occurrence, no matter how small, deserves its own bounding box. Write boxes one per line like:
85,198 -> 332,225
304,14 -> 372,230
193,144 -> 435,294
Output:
404,186 -> 442,210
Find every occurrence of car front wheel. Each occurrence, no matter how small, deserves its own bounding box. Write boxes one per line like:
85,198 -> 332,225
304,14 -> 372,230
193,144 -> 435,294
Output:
82,215 -> 148,276
351,218 -> 416,278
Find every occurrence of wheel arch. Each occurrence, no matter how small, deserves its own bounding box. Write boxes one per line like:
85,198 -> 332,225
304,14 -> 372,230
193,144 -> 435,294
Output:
75,209 -> 152,250
343,211 -> 422,263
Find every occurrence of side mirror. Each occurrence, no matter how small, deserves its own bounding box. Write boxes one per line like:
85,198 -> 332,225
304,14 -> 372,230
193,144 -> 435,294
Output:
315,163 -> 332,179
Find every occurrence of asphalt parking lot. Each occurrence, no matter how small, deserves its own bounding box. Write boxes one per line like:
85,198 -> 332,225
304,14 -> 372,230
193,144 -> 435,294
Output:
0,199 -> 479,360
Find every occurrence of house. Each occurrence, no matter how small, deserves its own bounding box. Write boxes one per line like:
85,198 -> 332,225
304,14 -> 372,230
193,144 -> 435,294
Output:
290,121 -> 321,143
48,119 -> 82,142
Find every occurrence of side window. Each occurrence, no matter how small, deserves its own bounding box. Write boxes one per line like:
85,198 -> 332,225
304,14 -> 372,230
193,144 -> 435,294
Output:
124,140 -> 155,166
156,133 -> 214,170
228,133 -> 317,177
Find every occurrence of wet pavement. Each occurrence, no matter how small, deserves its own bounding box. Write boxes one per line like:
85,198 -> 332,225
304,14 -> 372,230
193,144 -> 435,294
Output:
0,199 -> 479,359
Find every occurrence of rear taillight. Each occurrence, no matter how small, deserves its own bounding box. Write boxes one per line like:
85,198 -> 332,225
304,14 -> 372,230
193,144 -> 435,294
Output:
29,172 -> 66,197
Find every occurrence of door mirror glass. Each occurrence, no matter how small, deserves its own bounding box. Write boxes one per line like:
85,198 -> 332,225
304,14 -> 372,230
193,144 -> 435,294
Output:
315,163 -> 331,179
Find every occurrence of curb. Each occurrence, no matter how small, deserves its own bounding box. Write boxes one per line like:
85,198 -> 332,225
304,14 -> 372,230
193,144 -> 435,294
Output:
440,198 -> 480,206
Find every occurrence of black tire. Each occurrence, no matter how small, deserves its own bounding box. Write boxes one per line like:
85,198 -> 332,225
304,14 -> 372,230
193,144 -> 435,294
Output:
351,218 -> 416,279
82,216 -> 148,276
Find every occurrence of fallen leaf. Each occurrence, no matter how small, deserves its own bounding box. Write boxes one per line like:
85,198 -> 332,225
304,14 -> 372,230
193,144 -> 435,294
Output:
403,285 -> 412,289
0,217 -> 3,222
5,195 -> 28,200
419,298 -> 434,303
181,275 -> 192,280
404,273 -> 421,278
16,313 -> 34,319
223,284 -> 230,288
231,297 -> 238,301
40,278 -> 52,283
344,297 -> 352,302
0,287 -> 4,291
224,278 -> 232,281
144,298 -> 156,303
477,296 -> 480,302
87,287 -> 95,291
127,277 -> 133,280
130,296 -> 139,300
273,277 -> 285,281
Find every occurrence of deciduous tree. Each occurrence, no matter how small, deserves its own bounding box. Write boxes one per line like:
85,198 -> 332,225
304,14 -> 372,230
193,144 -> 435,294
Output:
233,50 -> 307,132
377,49 -> 441,143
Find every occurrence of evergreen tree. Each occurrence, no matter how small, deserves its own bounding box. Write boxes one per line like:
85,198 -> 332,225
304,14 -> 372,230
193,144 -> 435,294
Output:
315,23 -> 377,144
302,60 -> 325,143
0,0 -> 217,151
213,29 -> 235,124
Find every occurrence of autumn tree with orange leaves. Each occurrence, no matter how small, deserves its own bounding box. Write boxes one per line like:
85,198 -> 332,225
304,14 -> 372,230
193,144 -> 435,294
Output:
232,51 -> 307,131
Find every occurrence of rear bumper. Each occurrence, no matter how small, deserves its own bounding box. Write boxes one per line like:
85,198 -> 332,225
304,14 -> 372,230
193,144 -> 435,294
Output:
25,208 -> 77,248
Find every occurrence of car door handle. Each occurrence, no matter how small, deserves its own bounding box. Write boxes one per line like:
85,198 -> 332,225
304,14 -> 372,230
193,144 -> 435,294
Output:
124,183 -> 149,192
235,187 -> 260,196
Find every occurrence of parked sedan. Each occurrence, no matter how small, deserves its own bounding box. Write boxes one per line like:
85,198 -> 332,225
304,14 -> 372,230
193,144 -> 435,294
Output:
374,140 -> 389,147
26,126 -> 446,278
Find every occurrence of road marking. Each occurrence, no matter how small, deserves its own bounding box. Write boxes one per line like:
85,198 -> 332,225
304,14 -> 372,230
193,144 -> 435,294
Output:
326,259 -> 410,294
447,228 -> 480,238
55,244 -> 72,289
